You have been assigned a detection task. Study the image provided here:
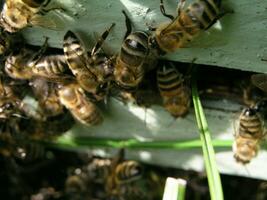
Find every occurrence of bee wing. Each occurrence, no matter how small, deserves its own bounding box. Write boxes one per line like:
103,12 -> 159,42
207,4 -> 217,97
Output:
29,14 -> 65,30
251,74 -> 267,92
63,31 -> 91,70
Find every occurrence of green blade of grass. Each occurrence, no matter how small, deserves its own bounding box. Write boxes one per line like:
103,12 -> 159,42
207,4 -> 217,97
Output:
192,68 -> 224,200
162,178 -> 187,200
43,135 -> 232,150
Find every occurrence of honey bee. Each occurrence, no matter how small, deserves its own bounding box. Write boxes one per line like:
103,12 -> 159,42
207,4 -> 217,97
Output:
114,11 -> 158,91
0,76 -> 44,121
30,78 -> 64,117
157,62 -> 191,117
0,0 -> 64,33
150,0 -> 225,53
106,149 -> 143,198
57,82 -> 103,126
233,106 -> 266,164
13,142 -> 46,163
5,47 -> 34,80
63,24 -> 115,101
5,39 -> 73,82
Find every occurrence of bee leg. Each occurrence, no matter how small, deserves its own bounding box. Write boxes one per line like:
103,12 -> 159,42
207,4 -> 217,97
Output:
91,23 -> 115,56
122,10 -> 132,39
204,9 -> 234,30
39,7 -> 66,15
31,37 -> 49,66
160,0 -> 175,20
177,0 -> 186,16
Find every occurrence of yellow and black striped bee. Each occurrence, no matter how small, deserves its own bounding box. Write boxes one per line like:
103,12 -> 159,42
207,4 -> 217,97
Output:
150,0 -> 225,54
57,82 -> 103,126
5,43 -> 74,82
0,0 -> 64,33
106,149 -> 143,199
63,24 -> 115,101
5,39 -> 73,82
114,11 -> 158,91
157,62 -> 191,117
233,106 -> 266,164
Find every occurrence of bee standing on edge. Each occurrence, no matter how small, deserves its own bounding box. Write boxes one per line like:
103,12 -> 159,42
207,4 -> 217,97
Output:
0,0 -> 65,32
157,62 -> 191,118
114,10 -> 158,92
150,0 -> 226,54
233,105 -> 266,164
63,24 -> 115,101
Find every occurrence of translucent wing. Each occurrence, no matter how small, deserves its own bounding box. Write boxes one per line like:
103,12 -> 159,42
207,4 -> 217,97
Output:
29,14 -> 65,30
251,74 -> 267,92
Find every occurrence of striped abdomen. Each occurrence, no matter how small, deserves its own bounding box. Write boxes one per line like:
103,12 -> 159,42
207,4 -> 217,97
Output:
114,160 -> 142,184
155,0 -> 220,52
63,30 -> 100,94
58,83 -> 103,126
157,64 -> 191,117
114,31 -> 150,90
31,55 -> 70,79
238,108 -> 264,139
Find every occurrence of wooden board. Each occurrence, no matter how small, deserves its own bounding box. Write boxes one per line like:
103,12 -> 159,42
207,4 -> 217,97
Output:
19,0 -> 267,180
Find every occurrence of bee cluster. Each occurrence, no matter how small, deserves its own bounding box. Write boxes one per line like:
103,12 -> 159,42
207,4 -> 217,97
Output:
0,0 -> 267,198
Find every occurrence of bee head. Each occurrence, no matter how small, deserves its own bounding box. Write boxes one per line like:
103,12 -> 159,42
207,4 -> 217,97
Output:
243,108 -> 256,117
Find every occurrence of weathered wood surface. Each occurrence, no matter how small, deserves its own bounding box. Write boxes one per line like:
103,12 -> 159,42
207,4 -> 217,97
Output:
20,0 -> 267,180
22,0 -> 267,72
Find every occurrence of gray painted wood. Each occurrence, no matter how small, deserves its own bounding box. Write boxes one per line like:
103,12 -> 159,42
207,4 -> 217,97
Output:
20,0 -> 267,180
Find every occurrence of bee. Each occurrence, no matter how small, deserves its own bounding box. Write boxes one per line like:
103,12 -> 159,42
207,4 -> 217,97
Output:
0,76 -> 44,121
106,149 -> 143,198
114,11 -> 158,91
57,82 -> 103,126
5,47 -> 34,80
150,0 -> 225,54
5,39 -> 73,82
30,78 -> 64,117
63,24 -> 115,101
13,142 -> 46,163
157,62 -> 191,117
0,0 -> 64,33
233,106 -> 266,164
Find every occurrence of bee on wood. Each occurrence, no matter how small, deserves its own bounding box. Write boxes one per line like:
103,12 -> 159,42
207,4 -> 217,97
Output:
5,39 -> 73,82
0,0 -> 65,33
114,10 -> 158,91
57,82 -> 103,126
233,106 -> 266,164
157,62 -> 191,117
150,0 -> 226,54
63,24 -> 115,101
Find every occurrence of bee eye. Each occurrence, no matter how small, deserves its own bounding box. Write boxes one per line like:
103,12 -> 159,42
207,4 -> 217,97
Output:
244,108 -> 256,116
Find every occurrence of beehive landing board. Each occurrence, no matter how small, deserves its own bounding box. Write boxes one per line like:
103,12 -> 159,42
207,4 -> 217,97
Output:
62,98 -> 267,181
21,0 -> 267,180
22,0 -> 267,73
